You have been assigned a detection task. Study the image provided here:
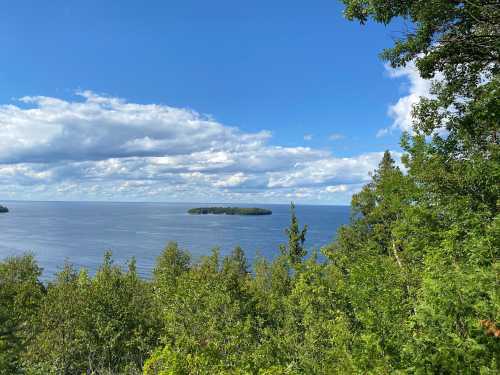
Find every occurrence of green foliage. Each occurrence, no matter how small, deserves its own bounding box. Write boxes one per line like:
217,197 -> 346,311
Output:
148,247 -> 260,374
337,2 -> 499,372
0,254 -> 44,374
281,202 -> 308,266
342,0 -> 499,137
153,241 -> 190,300
23,252 -> 160,374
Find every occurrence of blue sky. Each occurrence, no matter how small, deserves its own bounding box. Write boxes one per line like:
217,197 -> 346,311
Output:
0,0 -> 427,204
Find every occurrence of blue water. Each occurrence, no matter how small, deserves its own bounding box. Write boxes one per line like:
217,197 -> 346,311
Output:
0,201 -> 350,279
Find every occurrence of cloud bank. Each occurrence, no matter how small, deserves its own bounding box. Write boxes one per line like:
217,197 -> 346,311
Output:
0,91 -> 393,203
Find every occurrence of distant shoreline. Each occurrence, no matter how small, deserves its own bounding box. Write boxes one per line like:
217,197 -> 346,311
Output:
188,207 -> 272,216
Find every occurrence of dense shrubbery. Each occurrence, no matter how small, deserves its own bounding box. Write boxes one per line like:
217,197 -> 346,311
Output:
1,0 -> 498,373
1,253 -> 161,374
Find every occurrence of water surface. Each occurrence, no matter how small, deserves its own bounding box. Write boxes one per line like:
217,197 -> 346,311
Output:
0,201 -> 350,278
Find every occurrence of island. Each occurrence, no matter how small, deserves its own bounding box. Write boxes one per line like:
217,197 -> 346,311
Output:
0,205 -> 8,213
188,207 -> 272,215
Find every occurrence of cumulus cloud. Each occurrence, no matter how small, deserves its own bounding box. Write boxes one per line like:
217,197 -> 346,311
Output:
378,62 -> 432,137
0,91 -> 394,203
0,91 -> 271,163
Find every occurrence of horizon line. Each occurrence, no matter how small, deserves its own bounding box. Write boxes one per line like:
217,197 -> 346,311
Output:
0,198 -> 350,207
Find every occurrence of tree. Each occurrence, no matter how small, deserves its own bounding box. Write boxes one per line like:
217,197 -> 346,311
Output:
340,1 -> 499,372
147,248 -> 258,374
25,253 -> 160,374
325,151 -> 414,372
281,203 -> 308,266
342,0 -> 499,136
0,254 -> 44,374
153,241 -> 191,305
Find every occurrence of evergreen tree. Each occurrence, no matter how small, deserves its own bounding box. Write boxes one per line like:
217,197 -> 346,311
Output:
281,203 -> 308,266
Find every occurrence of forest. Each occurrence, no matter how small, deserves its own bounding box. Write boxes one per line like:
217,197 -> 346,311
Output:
1,0 -> 498,374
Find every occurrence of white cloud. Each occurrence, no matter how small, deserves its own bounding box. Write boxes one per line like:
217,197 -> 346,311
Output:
328,133 -> 344,141
379,62 -> 433,137
212,172 -> 249,188
325,184 -> 348,193
303,133 -> 313,141
267,152 -> 394,188
0,91 -> 394,203
0,91 -> 271,163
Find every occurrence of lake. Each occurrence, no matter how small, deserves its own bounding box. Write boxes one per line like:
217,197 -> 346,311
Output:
0,201 -> 350,279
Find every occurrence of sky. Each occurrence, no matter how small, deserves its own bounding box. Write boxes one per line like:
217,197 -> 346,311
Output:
0,0 -> 429,204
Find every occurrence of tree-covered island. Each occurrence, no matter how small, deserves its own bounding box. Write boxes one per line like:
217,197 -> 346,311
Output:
0,205 -> 8,213
188,207 -> 272,215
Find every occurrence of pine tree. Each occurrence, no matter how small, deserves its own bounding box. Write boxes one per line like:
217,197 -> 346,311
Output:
281,202 -> 308,266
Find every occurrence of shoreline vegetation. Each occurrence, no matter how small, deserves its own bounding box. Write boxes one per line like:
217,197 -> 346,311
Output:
0,205 -> 8,213
1,1 -> 498,373
188,207 -> 272,215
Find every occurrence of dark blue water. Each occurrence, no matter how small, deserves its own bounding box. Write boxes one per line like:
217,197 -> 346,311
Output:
0,201 -> 350,279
